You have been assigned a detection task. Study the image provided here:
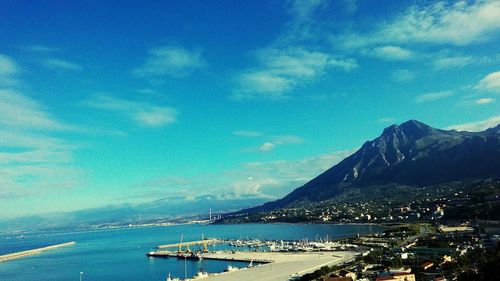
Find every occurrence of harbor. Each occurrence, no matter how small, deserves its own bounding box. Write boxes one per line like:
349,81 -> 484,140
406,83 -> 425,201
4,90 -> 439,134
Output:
146,236 -> 360,280
0,223 -> 383,281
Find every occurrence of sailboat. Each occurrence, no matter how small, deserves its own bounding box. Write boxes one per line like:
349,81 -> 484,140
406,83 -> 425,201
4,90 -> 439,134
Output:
165,273 -> 180,281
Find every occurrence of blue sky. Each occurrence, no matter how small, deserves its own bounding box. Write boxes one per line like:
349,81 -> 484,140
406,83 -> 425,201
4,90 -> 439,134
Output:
0,0 -> 499,218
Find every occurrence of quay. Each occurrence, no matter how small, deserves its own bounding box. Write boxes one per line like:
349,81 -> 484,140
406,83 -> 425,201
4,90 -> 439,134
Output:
147,249 -> 357,281
0,241 -> 76,262
157,238 -> 219,250
200,251 -> 356,281
147,250 -> 273,263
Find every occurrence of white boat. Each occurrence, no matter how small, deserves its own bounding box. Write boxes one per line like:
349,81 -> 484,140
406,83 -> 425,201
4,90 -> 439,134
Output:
224,265 -> 238,272
165,273 -> 180,281
192,270 -> 209,279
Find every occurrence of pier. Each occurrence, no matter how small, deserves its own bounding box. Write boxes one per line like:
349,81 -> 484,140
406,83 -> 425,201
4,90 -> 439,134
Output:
0,241 -> 76,262
147,250 -> 273,263
157,238 -> 219,251
199,251 -> 356,281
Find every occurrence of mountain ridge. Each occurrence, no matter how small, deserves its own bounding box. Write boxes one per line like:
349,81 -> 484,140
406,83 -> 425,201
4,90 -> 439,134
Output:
242,120 -> 500,213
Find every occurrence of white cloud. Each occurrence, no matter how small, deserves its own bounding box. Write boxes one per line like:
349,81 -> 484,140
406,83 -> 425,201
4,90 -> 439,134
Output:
378,117 -> 395,124
0,54 -> 20,85
233,1 -> 357,100
475,71 -> 500,92
434,55 -> 475,70
234,48 -> 357,99
85,94 -> 177,127
446,115 -> 500,132
233,130 -> 263,137
257,135 -> 304,152
0,54 -> 19,75
42,58 -> 82,71
0,89 -> 69,130
131,149 -> 356,201
289,0 -> 325,23
368,45 -> 415,61
337,0 -> 500,48
22,45 -> 58,53
133,46 -> 206,78
0,89 -> 81,198
259,142 -> 275,152
476,98 -> 494,104
415,90 -> 454,103
281,0 -> 327,42
391,69 -> 416,82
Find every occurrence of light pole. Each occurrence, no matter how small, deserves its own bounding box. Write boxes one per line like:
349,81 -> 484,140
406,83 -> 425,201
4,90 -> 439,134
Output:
184,256 -> 187,280
79,272 -> 84,281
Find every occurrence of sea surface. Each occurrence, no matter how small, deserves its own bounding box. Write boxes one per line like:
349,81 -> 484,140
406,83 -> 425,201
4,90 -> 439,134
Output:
0,223 -> 384,281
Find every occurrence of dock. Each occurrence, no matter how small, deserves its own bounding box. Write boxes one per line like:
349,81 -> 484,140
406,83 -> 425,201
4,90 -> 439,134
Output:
147,250 -> 272,263
199,251 -> 356,281
0,241 -> 76,262
147,249 -> 357,281
157,238 -> 219,250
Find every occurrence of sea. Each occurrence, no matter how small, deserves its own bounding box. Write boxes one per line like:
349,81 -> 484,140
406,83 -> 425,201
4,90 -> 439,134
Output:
0,223 -> 384,281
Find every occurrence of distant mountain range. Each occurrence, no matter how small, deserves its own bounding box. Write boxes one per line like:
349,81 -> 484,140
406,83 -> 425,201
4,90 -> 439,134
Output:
243,120 -> 500,213
0,197 -> 267,233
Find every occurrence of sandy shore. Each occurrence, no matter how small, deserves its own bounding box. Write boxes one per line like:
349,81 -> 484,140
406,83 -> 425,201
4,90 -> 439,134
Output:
196,251 -> 356,281
0,241 -> 76,262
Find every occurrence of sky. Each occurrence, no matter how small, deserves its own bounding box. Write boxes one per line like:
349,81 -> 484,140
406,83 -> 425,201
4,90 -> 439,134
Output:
0,0 -> 499,218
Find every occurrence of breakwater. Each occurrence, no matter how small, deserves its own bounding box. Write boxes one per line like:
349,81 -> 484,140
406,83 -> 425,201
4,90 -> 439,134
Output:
0,241 -> 76,262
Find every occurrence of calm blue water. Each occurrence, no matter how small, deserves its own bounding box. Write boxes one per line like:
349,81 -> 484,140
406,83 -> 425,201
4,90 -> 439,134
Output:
0,223 -> 384,281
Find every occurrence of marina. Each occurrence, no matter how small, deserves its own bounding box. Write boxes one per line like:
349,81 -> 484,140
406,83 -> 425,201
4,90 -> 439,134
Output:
146,236 -> 362,280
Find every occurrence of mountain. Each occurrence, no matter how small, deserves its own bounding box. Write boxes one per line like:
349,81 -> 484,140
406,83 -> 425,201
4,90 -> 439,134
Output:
245,120 -> 500,212
0,197 -> 267,233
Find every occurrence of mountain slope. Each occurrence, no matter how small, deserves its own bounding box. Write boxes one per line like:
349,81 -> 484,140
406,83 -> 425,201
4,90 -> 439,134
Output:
247,120 -> 500,212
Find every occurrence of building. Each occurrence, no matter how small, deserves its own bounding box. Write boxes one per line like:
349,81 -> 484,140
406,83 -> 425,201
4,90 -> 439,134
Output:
375,273 -> 416,281
322,276 -> 352,281
420,261 -> 434,270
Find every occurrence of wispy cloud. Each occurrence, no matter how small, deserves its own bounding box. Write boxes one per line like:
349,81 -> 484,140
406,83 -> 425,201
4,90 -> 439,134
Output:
85,94 -> 177,127
446,115 -> 500,132
433,55 -> 475,70
476,98 -> 494,104
133,46 -> 206,78
130,149 -> 356,201
0,89 -> 81,198
233,47 -> 357,100
366,45 -> 415,61
391,69 -> 416,82
475,71 -> 500,92
378,117 -> 395,124
415,90 -> 454,103
42,58 -> 82,71
257,135 -> 304,152
0,54 -> 21,85
22,45 -> 58,53
233,1 -> 357,100
336,0 -> 500,48
0,89 -> 69,130
233,130 -> 263,137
